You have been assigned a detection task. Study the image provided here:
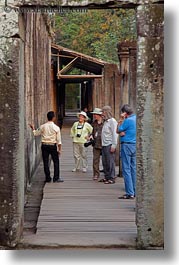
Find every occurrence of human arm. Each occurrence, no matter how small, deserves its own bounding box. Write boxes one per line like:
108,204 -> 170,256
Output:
117,112 -> 130,134
29,124 -> 35,130
111,119 -> 118,153
29,124 -> 41,136
116,112 -> 127,133
56,128 -> 62,155
57,144 -> 62,155
70,123 -> 76,138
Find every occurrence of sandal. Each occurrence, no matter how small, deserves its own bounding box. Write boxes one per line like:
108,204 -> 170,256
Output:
98,178 -> 107,182
104,179 -> 115,184
118,194 -> 135,199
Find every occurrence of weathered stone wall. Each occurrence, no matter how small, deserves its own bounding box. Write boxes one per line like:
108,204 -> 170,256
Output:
0,4 -> 25,247
136,4 -> 164,249
24,12 -> 52,185
0,1 -> 52,246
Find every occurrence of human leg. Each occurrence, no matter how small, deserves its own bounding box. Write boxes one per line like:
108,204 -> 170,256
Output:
102,145 -> 114,181
41,145 -> 51,182
121,144 -> 135,196
130,144 -> 136,195
80,144 -> 88,171
50,145 -> 60,182
73,143 -> 81,170
108,150 -> 116,180
93,148 -> 101,178
102,146 -> 109,180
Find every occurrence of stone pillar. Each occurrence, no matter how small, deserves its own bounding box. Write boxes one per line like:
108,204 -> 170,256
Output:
129,46 -> 137,111
117,41 -> 137,111
118,46 -> 129,107
136,4 -> 164,249
0,5 -> 25,246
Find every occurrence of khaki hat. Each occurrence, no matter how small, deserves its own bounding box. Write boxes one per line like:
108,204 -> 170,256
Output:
91,108 -> 102,115
77,111 -> 88,120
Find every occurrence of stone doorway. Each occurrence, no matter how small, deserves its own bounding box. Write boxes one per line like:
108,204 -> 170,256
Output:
0,0 -> 164,249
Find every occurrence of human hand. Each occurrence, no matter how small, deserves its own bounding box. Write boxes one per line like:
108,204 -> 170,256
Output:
110,147 -> 116,153
120,132 -> 125,137
120,112 -> 127,119
29,124 -> 35,130
58,145 -> 62,155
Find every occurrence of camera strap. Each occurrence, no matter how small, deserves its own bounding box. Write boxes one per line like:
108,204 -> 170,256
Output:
77,122 -> 85,135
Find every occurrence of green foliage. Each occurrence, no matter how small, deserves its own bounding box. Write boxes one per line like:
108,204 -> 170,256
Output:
52,9 -> 136,63
65,83 -> 80,109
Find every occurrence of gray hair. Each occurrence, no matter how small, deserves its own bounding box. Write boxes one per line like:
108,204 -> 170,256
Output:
102,105 -> 113,119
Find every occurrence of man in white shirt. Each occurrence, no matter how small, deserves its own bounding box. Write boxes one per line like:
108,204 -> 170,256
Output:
100,106 -> 118,184
29,111 -> 63,183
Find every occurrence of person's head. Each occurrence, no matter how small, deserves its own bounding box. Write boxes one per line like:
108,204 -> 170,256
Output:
121,104 -> 133,116
83,107 -> 88,112
77,111 -> 88,123
102,105 -> 112,120
91,108 -> 102,121
47,111 -> 55,121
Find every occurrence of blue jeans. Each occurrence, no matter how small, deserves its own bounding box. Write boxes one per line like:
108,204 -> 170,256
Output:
121,143 -> 136,196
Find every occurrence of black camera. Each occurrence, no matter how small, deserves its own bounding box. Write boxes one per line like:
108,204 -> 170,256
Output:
84,138 -> 95,147
76,134 -> 81,138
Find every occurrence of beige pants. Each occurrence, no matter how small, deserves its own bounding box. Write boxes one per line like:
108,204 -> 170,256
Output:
73,142 -> 87,170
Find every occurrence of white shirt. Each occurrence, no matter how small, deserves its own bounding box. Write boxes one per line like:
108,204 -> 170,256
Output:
33,121 -> 62,145
101,118 -> 118,148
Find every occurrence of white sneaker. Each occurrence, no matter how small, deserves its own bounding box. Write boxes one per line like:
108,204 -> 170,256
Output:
72,168 -> 77,172
82,168 -> 87,173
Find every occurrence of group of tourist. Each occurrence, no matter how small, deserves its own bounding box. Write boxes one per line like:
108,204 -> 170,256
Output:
29,104 -> 136,200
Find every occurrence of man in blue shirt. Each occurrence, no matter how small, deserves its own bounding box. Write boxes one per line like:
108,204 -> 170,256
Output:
116,104 -> 136,199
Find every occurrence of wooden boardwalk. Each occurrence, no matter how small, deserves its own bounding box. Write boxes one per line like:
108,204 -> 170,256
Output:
22,121 -> 137,249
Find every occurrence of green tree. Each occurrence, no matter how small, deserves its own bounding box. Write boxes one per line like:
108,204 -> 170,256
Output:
52,9 -> 136,63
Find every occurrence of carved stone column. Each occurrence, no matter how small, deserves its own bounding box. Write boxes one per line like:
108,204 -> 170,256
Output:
117,41 -> 137,111
0,4 -> 25,247
136,3 -> 164,249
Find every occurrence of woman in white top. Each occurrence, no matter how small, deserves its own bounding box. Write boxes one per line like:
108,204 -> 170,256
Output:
70,111 -> 93,172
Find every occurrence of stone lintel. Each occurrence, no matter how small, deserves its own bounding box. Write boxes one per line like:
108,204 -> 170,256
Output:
3,0 -> 164,9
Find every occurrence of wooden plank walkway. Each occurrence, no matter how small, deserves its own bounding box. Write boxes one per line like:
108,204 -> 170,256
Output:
22,122 -> 137,249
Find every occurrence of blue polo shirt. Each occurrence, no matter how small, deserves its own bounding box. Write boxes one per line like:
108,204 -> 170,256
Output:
118,114 -> 136,143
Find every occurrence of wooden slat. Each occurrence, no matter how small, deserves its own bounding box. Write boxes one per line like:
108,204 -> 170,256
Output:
25,126 -> 137,248
57,74 -> 103,79
58,57 -> 79,75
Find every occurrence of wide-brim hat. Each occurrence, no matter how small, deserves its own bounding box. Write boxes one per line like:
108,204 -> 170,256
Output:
91,108 -> 102,115
77,111 -> 88,120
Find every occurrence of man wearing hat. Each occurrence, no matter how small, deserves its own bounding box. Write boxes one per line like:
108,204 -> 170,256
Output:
91,108 -> 104,180
70,111 -> 93,172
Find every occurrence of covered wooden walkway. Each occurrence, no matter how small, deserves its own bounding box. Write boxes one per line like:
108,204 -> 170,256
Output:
22,119 -> 137,249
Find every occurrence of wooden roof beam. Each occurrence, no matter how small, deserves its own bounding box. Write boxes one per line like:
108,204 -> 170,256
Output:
57,74 -> 103,80
57,57 -> 79,76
